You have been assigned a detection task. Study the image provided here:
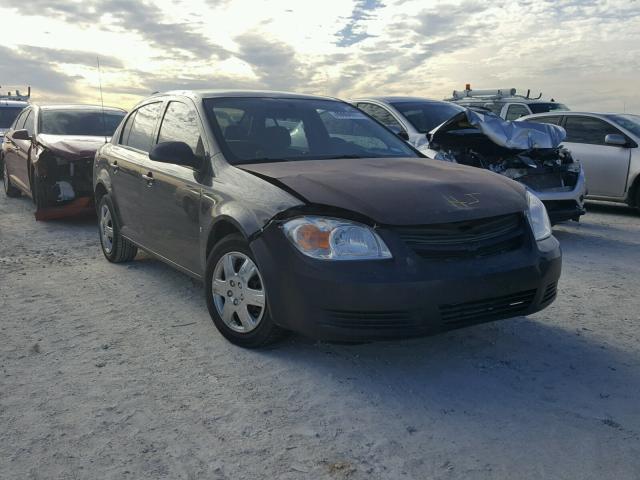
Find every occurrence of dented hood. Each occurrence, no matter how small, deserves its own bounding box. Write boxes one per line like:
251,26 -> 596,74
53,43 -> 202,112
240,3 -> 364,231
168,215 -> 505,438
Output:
432,109 -> 566,150
37,134 -> 108,161
240,157 -> 527,225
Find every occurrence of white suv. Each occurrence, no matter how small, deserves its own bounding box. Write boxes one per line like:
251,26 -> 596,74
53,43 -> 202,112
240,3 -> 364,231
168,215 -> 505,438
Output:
447,87 -> 569,121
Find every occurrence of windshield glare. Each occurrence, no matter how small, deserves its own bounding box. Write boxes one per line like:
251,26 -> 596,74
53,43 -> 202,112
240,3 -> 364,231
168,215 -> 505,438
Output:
391,101 -> 463,133
40,110 -> 125,136
528,103 -> 569,114
205,97 -> 418,165
607,114 -> 640,138
0,107 -> 24,129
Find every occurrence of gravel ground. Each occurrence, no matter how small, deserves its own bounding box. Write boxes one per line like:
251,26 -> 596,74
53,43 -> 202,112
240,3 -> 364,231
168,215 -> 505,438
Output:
1,189 -> 639,480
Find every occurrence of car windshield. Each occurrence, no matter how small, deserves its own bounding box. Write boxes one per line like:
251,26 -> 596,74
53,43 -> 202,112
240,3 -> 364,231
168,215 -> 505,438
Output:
528,103 -> 569,114
40,109 -> 126,136
204,97 -> 418,165
391,101 -> 464,133
607,114 -> 640,138
0,107 -> 24,128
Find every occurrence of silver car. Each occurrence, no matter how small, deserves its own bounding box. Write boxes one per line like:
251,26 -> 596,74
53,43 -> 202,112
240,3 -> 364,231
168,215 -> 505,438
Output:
522,112 -> 640,209
351,96 -> 464,153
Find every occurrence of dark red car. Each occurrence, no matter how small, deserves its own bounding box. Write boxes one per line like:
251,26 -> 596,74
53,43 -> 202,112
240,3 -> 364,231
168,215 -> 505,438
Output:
2,104 -> 125,219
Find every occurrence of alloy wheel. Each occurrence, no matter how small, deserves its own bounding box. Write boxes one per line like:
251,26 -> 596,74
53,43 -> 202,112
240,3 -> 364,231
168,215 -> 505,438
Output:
212,252 -> 266,333
100,204 -> 114,254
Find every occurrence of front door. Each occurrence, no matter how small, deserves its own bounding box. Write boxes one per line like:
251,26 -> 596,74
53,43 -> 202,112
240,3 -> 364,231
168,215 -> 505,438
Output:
562,116 -> 631,198
6,109 -> 34,193
140,100 -> 206,275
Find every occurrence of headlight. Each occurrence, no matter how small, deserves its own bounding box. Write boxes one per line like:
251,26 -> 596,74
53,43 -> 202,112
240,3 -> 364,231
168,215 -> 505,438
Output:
282,216 -> 392,260
525,191 -> 552,241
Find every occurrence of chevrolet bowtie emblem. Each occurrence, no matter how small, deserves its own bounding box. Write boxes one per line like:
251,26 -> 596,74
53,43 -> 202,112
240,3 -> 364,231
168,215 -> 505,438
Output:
444,193 -> 481,209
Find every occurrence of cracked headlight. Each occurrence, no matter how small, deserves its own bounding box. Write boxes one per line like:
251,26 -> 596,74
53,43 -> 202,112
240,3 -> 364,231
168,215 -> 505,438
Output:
282,216 -> 392,260
525,191 -> 552,241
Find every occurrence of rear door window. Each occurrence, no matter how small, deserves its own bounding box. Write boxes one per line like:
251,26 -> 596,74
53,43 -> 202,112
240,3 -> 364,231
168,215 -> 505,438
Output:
125,102 -> 162,152
157,101 -> 205,159
119,111 -> 137,145
563,116 -> 622,145
356,103 -> 404,131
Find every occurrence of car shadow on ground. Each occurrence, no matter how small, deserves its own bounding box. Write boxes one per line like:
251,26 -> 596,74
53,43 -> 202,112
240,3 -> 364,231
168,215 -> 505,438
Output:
252,316 -> 640,439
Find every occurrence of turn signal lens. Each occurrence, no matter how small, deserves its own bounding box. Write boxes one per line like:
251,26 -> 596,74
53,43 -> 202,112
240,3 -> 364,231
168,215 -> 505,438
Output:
294,224 -> 330,251
282,216 -> 392,261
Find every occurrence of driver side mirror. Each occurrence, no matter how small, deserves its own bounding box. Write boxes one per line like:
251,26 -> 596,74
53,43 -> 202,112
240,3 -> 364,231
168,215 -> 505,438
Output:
149,141 -> 200,168
12,129 -> 31,141
605,133 -> 627,147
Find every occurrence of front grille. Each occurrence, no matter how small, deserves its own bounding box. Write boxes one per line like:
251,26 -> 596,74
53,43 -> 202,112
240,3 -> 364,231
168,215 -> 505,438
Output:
394,213 -> 525,260
321,309 -> 416,330
439,289 -> 536,327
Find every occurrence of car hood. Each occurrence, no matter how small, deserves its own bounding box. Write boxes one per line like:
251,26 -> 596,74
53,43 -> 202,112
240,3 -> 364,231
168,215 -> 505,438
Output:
240,157 -> 527,225
37,134 -> 109,161
430,109 -> 566,150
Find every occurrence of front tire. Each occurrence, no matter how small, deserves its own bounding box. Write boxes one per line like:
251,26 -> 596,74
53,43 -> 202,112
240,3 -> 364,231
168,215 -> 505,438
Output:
3,162 -> 21,198
98,194 -> 138,263
205,234 -> 284,348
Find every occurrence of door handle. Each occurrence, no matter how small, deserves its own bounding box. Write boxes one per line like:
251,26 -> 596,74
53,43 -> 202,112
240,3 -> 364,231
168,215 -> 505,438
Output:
111,160 -> 119,173
141,172 -> 154,186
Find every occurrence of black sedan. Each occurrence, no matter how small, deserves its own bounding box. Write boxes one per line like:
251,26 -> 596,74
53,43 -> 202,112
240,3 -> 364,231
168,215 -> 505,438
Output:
93,90 -> 561,348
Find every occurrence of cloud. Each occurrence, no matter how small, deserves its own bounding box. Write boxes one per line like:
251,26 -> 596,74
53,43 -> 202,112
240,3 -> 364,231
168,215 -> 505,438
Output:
335,0 -> 385,47
3,0 -> 228,59
234,33 -> 313,91
18,45 -> 123,69
0,45 -> 78,95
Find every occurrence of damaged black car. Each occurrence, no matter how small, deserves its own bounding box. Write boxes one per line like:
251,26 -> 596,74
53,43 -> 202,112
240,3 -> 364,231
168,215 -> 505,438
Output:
94,91 -> 561,348
424,109 -> 587,223
2,104 -> 126,220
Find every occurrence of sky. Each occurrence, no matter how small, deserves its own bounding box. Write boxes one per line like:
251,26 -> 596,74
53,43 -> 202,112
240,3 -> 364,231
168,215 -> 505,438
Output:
1,0 -> 639,113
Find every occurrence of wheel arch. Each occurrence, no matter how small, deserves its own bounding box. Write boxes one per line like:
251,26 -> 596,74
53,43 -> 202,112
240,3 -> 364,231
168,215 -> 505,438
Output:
205,216 -> 248,261
628,171 -> 640,207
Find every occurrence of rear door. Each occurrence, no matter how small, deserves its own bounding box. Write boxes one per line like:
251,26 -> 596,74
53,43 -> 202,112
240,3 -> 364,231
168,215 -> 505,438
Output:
561,115 -> 631,197
109,102 -> 163,244
140,99 -> 206,275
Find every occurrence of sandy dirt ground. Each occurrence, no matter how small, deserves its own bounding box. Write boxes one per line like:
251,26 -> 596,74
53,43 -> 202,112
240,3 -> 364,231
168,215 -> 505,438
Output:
1,189 -> 639,480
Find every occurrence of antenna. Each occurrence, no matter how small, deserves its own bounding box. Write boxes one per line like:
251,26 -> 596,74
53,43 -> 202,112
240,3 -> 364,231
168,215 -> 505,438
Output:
97,56 -> 107,141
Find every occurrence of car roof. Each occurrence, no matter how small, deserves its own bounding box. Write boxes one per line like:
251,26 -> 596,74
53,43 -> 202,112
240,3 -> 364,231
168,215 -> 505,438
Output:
353,96 -> 455,105
35,104 -> 126,112
152,89 -> 340,102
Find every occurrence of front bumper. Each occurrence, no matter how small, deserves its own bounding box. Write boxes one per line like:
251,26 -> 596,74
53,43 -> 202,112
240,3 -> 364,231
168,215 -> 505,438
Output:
251,222 -> 562,342
529,167 -> 587,223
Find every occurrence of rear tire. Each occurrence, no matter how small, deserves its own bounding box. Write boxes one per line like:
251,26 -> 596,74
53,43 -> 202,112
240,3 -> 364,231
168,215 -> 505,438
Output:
3,162 -> 21,198
98,194 -> 137,263
205,234 -> 285,348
